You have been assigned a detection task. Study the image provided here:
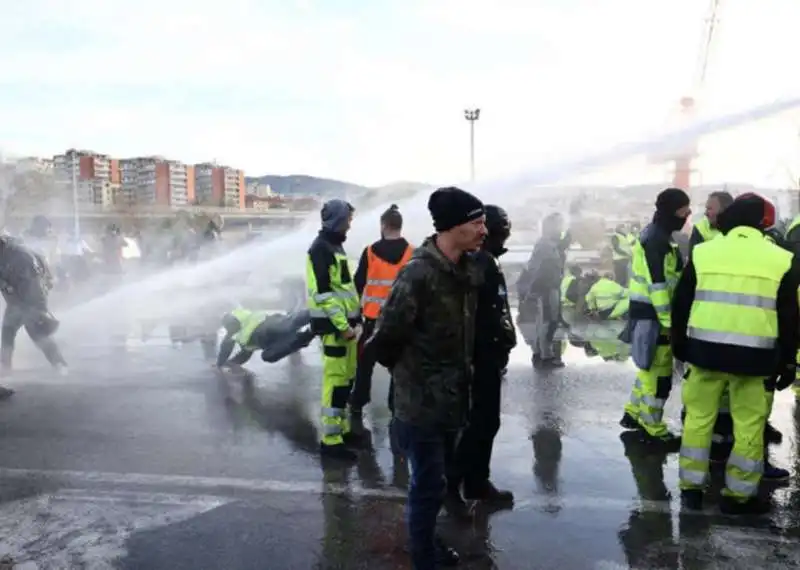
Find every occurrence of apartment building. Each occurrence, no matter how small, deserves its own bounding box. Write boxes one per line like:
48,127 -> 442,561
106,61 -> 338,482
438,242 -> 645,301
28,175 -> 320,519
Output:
52,149 -> 120,208
119,156 -> 195,208
194,162 -> 245,208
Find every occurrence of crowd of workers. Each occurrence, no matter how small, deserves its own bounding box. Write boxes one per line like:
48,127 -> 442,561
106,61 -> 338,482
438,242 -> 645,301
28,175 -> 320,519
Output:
4,181 -> 800,567
210,185 -> 800,568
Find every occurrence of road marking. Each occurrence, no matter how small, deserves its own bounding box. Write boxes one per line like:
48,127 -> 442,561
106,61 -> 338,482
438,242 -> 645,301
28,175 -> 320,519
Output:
0,466 -> 772,520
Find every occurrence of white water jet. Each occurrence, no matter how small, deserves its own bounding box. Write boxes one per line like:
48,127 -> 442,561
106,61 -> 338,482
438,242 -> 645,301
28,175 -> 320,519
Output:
61,96 -> 800,338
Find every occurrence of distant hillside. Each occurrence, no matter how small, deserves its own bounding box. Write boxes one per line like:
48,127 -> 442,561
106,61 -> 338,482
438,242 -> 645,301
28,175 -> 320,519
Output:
245,174 -> 369,198
245,174 -> 433,208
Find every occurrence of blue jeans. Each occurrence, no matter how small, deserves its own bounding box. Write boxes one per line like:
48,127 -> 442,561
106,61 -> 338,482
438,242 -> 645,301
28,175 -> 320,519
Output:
392,418 -> 457,570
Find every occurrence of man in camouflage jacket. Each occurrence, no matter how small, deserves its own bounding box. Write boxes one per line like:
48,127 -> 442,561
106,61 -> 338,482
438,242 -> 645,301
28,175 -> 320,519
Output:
368,187 -> 486,570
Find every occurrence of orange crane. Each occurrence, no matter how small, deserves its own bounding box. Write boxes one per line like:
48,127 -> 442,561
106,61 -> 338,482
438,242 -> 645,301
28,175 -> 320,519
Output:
658,0 -> 722,190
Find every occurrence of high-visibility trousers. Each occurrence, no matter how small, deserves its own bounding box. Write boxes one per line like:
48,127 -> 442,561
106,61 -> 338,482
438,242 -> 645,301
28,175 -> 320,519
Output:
320,333 -> 357,446
624,344 -> 673,438
679,365 -> 769,501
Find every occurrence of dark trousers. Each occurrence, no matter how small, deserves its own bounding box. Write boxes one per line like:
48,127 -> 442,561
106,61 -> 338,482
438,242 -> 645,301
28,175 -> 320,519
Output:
1,302 -> 65,368
452,366 -> 502,490
613,259 -> 630,286
392,418 -> 459,570
350,318 -> 377,409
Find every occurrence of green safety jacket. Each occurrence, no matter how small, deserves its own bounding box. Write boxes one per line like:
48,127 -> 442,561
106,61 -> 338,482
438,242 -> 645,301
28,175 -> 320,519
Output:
585,277 -> 629,319
629,223 -> 683,328
230,308 -> 267,349
560,274 -> 576,307
611,231 -> 632,261
306,231 -> 361,335
680,225 -> 794,376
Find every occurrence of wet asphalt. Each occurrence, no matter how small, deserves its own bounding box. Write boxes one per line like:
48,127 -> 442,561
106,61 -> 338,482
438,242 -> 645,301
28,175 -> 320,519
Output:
0,326 -> 799,569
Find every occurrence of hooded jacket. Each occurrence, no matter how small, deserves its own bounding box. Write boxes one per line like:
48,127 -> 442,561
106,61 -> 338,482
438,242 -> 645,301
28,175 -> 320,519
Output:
307,199 -> 360,334
0,238 -> 51,310
517,232 -> 565,299
368,236 -> 483,430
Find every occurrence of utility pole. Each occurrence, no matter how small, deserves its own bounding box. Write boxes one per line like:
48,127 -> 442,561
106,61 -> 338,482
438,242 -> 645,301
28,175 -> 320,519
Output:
71,151 -> 81,240
464,108 -> 480,182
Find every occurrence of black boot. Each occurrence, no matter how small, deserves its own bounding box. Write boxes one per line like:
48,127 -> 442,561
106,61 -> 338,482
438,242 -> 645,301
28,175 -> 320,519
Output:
619,412 -> 641,430
434,536 -> 460,567
463,480 -> 514,504
719,495 -> 771,515
680,489 -> 703,511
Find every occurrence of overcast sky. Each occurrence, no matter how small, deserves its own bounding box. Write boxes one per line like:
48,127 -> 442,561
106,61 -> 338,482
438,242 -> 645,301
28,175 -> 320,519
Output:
1,0 -> 799,187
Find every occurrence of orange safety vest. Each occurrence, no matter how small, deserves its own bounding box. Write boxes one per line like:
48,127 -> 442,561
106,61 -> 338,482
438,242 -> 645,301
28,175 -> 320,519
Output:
361,244 -> 413,319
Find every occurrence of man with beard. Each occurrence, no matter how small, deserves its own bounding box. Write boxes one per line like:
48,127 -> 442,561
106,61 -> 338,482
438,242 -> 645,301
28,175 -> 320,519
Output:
368,186 -> 486,569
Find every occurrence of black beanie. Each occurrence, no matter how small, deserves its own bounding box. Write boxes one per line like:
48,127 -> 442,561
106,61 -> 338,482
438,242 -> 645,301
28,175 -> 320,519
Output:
655,187 -> 690,214
427,187 -> 484,232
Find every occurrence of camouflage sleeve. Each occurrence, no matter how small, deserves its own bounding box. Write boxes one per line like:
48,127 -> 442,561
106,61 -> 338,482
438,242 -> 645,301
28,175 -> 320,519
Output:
370,258 -> 427,350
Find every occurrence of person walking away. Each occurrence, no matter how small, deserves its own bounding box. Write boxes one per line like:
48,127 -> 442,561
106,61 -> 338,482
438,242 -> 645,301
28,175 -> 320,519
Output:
523,212 -> 567,369
216,308 -> 314,371
688,190 -> 733,256
306,199 -> 363,461
0,235 -> 67,390
620,188 -> 690,450
671,194 -> 799,514
350,204 -> 413,415
367,186 -> 486,569
611,224 -> 633,285
449,204 -> 517,511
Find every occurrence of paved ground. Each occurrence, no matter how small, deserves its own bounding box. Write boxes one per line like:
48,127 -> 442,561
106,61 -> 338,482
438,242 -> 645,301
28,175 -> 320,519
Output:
0,323 -> 799,569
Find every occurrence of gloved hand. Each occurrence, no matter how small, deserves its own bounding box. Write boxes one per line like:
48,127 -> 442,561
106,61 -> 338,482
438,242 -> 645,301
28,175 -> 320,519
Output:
775,364 -> 796,391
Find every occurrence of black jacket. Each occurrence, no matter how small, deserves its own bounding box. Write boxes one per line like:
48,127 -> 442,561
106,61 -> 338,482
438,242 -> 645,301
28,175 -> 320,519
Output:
672,252 -> 800,377
368,236 -> 482,430
0,239 -> 51,310
473,249 -> 517,370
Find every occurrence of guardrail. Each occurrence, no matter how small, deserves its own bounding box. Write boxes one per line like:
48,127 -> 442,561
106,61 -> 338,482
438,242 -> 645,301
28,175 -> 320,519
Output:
6,206 -> 312,218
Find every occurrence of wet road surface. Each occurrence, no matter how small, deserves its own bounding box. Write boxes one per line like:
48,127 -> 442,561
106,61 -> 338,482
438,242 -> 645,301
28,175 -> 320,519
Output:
1,328 -> 800,569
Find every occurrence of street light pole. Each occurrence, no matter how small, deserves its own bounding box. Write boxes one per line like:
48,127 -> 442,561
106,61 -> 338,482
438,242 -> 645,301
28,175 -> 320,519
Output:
71,152 -> 81,240
464,108 -> 480,182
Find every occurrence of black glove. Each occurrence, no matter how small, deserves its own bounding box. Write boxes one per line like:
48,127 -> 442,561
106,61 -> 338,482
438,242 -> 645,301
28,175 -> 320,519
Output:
775,363 -> 796,391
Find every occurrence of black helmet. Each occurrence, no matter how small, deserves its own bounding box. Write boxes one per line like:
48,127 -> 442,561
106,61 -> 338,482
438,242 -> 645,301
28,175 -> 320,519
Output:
484,204 -> 510,233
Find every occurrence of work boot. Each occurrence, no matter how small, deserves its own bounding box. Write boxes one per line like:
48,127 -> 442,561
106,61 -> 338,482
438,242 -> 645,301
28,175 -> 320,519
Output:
319,443 -> 357,462
442,488 -> 473,520
680,489 -> 704,511
763,461 -> 790,482
463,480 -> 514,504
619,412 -> 641,430
434,536 -> 460,567
641,431 -> 681,453
765,422 -> 783,445
0,386 -> 13,400
531,353 -> 542,367
719,495 -> 771,516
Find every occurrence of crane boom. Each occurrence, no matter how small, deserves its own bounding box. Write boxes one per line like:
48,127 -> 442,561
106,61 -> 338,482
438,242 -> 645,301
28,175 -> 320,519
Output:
694,0 -> 722,95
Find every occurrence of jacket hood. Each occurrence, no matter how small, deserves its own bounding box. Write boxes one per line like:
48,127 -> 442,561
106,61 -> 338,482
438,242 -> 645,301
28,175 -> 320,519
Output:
416,235 -> 482,285
320,199 -> 353,233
